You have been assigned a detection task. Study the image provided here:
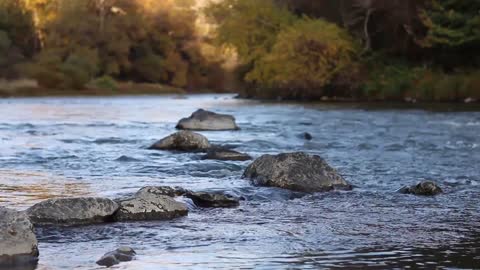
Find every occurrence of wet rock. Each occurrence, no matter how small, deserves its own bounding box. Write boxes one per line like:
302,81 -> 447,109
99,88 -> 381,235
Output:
26,197 -> 119,226
243,152 -> 352,192
176,109 -> 240,131
202,147 -> 252,161
0,207 -> 39,267
96,246 -> 136,267
135,186 -> 188,198
114,192 -> 188,221
186,192 -> 240,208
149,131 -> 210,152
465,97 -> 476,104
399,181 -> 443,196
299,132 -> 313,140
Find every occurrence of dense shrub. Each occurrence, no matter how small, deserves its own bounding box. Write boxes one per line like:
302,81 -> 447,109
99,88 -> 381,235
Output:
22,47 -> 99,89
246,18 -> 358,97
363,63 -> 420,100
90,76 -> 118,91
206,0 -> 297,64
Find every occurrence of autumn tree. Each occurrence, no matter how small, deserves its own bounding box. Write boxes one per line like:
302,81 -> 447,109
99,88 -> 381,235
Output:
205,0 -> 296,64
246,18 -> 358,98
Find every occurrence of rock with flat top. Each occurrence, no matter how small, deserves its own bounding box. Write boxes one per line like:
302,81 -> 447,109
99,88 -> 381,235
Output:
176,109 -> 239,131
114,192 -> 188,221
26,197 -> 119,226
135,186 -> 188,198
202,147 -> 252,161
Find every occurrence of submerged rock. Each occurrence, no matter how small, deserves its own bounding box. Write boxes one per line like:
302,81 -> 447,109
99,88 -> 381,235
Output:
149,131 -> 210,152
186,192 -> 240,208
114,193 -> 188,221
176,109 -> 240,131
135,186 -> 188,198
96,246 -> 136,267
243,152 -> 351,192
26,197 -> 119,226
0,207 -> 39,267
302,132 -> 313,141
202,147 -> 252,161
399,181 -> 443,196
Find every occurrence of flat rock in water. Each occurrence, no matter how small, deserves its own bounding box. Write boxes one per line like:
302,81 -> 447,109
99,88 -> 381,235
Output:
186,192 -> 240,208
96,246 -> 136,267
202,147 -> 252,161
114,193 -> 188,221
26,197 -> 119,226
176,109 -> 240,131
149,131 -> 210,152
135,186 -> 188,198
0,207 -> 39,267
243,152 -> 352,192
399,181 -> 443,196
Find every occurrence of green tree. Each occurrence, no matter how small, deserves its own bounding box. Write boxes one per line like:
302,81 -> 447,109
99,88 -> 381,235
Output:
205,0 -> 296,64
419,0 -> 480,67
420,0 -> 480,48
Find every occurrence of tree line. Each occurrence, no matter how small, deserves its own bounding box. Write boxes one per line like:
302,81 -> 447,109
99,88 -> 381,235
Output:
207,0 -> 480,101
1,0 -> 479,101
0,0 -> 226,92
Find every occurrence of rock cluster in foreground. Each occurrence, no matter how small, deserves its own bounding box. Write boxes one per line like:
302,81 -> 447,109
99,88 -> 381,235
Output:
243,152 -> 352,192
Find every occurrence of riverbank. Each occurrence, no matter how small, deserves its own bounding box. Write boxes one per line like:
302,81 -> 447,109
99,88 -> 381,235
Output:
0,79 -> 188,97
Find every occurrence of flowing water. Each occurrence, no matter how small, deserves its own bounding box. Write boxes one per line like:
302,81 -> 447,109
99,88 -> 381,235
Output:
0,94 -> 479,269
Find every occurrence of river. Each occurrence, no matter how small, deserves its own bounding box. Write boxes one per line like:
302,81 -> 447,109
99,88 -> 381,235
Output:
0,94 -> 479,269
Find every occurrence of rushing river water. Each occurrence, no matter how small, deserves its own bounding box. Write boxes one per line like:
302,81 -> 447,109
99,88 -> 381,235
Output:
0,94 -> 479,269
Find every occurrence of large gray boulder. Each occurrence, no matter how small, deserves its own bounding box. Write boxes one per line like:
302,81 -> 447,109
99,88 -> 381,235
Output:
176,109 -> 240,131
0,207 -> 39,267
399,181 -> 443,196
26,197 -> 119,226
114,192 -> 188,222
149,131 -> 210,152
243,152 -> 352,192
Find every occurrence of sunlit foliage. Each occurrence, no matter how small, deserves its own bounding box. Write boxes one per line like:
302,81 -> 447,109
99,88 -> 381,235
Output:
246,18 -> 358,94
16,0 -> 224,90
205,0 -> 296,63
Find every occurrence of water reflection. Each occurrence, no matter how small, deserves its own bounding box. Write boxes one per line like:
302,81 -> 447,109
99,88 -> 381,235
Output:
0,170 -> 92,209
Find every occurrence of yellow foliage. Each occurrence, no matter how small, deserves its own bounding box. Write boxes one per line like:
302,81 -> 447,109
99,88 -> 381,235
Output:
246,18 -> 358,91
